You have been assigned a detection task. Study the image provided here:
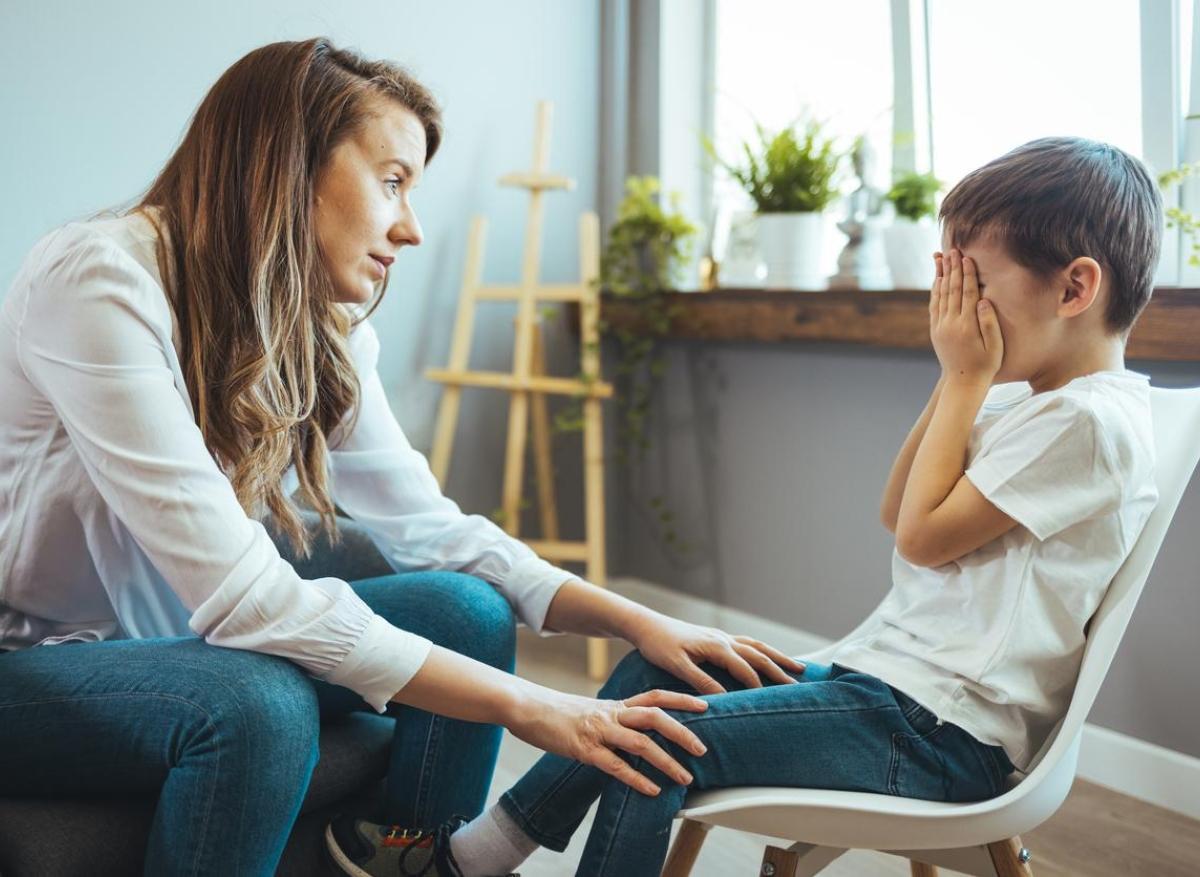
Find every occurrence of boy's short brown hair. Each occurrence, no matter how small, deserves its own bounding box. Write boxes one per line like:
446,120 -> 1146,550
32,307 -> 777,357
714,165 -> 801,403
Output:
939,137 -> 1162,333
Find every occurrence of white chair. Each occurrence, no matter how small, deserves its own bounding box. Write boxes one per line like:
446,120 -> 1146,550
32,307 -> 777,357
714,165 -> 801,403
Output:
662,386 -> 1200,877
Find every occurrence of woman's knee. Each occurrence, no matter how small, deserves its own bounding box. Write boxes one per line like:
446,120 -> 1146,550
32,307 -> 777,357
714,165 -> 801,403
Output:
359,572 -> 517,671
187,646 -> 320,769
439,573 -> 517,670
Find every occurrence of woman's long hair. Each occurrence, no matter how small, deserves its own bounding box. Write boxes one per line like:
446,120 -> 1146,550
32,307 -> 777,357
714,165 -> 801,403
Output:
138,38 -> 442,557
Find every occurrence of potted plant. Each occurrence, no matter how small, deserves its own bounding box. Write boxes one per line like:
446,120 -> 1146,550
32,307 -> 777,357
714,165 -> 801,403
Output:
596,176 -> 695,464
557,176 -> 696,547
712,120 -> 845,289
599,176 -> 697,301
883,170 -> 943,288
561,177 -> 697,452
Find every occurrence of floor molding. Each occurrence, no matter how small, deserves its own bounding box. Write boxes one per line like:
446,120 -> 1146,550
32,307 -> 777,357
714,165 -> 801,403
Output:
1077,722 -> 1200,820
609,575 -> 1200,820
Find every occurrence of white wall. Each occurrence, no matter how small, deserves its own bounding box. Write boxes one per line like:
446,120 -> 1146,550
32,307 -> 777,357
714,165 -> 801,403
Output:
0,0 -> 600,520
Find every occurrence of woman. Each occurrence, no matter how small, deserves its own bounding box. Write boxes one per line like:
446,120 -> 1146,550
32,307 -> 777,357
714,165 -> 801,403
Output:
0,39 -> 799,876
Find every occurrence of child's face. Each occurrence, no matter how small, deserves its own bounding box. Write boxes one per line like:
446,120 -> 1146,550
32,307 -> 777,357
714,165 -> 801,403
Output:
943,230 -> 1063,385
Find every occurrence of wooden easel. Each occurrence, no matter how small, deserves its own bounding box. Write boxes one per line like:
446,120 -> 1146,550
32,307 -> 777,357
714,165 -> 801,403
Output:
426,102 -> 613,680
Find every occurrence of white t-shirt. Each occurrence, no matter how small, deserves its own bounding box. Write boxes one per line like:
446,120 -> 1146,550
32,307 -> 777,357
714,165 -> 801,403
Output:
0,212 -> 572,711
831,373 -> 1158,769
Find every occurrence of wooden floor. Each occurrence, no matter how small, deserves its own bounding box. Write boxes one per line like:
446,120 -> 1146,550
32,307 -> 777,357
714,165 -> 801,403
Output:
490,629 -> 1200,877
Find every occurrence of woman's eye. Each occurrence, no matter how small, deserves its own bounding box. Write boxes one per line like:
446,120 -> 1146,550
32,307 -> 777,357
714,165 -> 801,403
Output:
386,177 -> 404,194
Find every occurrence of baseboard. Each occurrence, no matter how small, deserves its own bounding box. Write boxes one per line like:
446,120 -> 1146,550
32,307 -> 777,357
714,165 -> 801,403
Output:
1077,723 -> 1200,820
608,575 -> 1200,821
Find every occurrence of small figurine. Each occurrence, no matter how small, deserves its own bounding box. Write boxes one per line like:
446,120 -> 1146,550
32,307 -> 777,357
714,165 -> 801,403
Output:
829,137 -> 893,290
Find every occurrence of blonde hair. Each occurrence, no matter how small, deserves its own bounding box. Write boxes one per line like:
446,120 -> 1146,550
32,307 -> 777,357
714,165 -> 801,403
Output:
138,38 -> 442,557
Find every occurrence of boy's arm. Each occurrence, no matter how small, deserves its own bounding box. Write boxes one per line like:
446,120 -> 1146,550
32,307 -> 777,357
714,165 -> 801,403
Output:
895,382 -> 1017,567
896,250 -> 1018,568
880,253 -> 948,534
880,375 -> 944,533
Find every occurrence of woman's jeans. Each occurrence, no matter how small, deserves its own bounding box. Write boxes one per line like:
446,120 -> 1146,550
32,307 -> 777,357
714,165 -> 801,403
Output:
501,652 -> 1015,877
0,532 -> 516,877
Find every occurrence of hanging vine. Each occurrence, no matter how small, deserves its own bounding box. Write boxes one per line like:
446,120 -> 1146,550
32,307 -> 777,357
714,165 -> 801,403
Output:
556,176 -> 697,547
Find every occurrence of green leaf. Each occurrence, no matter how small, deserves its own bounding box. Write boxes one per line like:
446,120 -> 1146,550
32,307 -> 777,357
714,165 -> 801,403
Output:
711,118 -> 847,213
885,171 -> 943,221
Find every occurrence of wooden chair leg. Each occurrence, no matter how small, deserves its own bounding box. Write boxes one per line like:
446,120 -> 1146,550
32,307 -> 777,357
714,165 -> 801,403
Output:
987,836 -> 1034,876
662,819 -> 711,877
761,844 -> 803,876
909,860 -> 938,876
756,843 -> 847,877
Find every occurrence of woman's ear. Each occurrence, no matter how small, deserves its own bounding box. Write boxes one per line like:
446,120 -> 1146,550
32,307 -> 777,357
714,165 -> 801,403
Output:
1057,257 -> 1103,318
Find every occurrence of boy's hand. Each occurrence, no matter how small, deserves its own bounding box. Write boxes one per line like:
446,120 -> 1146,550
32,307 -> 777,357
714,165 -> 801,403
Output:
930,249 -> 1004,385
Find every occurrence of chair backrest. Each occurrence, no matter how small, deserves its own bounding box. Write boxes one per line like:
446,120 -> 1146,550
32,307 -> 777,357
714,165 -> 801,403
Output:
1019,385 -> 1200,779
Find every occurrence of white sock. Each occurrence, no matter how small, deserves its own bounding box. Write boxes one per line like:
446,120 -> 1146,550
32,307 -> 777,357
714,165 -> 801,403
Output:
449,803 -> 539,877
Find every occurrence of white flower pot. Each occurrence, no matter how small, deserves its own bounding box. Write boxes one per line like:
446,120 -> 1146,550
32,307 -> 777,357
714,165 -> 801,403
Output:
756,212 -> 827,290
884,218 -> 943,289
719,210 -> 767,287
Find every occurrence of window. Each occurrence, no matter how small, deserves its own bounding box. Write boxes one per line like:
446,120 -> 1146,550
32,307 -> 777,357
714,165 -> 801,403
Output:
713,1 -> 893,276
707,0 -> 1195,285
713,0 -> 894,186
927,0 -> 1143,186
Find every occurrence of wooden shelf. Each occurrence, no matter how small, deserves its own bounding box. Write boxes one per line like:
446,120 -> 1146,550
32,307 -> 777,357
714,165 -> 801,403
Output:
599,287 -> 1200,362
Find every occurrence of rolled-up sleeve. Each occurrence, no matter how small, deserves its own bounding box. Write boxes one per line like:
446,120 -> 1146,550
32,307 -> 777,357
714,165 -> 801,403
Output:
16,227 -> 428,711
328,319 -> 574,634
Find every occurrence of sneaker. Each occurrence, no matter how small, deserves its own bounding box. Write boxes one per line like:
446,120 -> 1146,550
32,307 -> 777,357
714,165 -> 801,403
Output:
324,814 -> 519,877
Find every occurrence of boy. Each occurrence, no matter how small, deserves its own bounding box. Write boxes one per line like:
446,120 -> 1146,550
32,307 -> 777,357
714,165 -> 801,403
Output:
327,137 -> 1162,877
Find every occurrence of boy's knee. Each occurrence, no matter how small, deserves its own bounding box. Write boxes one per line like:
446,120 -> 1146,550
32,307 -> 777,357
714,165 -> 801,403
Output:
599,649 -> 672,699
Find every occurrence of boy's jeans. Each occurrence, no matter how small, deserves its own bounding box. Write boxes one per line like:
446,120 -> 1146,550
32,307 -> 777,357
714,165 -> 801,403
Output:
500,651 -> 1015,877
0,570 -> 516,877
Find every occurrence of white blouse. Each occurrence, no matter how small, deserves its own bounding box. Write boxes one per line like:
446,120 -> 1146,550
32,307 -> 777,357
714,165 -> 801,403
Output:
0,212 -> 572,711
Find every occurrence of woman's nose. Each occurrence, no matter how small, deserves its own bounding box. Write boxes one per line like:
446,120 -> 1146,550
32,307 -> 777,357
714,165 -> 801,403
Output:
391,210 -> 423,248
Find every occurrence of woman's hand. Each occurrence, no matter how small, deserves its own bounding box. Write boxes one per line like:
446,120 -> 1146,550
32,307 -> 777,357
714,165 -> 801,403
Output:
626,611 -> 806,695
395,645 -> 708,797
930,249 -> 1004,386
507,687 -> 709,796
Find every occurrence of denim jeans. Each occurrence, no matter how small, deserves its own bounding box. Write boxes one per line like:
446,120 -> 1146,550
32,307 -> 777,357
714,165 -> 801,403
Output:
0,565 -> 516,876
500,651 -> 1014,877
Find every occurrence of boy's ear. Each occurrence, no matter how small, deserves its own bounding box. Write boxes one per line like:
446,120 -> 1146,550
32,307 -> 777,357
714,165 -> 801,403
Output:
1056,257 -> 1103,319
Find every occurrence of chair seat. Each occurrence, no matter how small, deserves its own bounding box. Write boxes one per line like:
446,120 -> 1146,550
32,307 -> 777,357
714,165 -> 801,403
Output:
678,734 -> 1079,853
0,711 -> 395,877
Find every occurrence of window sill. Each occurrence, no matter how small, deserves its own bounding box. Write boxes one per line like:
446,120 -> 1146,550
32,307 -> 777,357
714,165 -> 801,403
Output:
599,287 -> 1200,361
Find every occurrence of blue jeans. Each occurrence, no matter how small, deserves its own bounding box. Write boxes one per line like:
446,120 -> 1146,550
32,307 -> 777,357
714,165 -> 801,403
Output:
0,569 -> 516,876
500,652 -> 1014,877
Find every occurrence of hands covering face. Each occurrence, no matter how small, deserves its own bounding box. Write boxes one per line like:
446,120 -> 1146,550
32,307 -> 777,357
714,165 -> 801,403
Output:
930,249 -> 1004,385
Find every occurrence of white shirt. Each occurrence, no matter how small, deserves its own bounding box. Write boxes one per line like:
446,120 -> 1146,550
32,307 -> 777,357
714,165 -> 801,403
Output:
0,212 -> 572,711
831,373 -> 1158,769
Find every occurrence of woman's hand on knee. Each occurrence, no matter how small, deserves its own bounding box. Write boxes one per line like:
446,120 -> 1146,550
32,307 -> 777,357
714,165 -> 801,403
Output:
627,612 -> 807,694
509,688 -> 708,797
